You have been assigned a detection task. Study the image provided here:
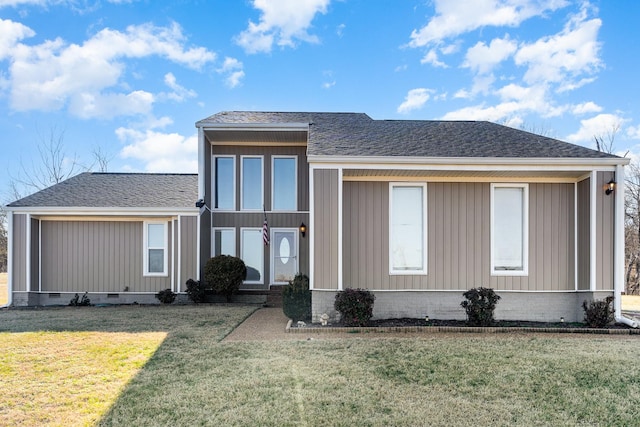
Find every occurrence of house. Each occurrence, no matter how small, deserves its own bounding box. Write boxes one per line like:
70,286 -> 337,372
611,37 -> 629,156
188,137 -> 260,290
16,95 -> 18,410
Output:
196,112 -> 632,325
4,111 -> 636,326
4,173 -> 199,306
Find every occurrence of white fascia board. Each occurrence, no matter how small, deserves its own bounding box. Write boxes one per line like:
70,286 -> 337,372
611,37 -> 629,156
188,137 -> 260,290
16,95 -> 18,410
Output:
307,156 -> 628,169
4,207 -> 199,216
197,123 -> 309,131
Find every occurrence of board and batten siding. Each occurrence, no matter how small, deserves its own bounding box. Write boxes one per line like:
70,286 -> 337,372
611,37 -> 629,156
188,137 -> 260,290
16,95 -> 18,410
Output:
11,214 -> 27,292
577,178 -> 591,290
342,181 -> 575,291
596,171 -> 615,290
313,169 -> 339,290
40,220 -> 172,293
178,216 -> 199,290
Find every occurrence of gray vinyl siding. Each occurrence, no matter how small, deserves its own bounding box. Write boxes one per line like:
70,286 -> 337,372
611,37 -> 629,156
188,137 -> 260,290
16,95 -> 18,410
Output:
577,178 -> 590,290
313,169 -> 339,290
41,220 -> 172,293
30,217 -> 39,292
179,215 -> 198,290
211,145 -> 309,211
596,171 -> 615,290
342,181 -> 575,291
11,214 -> 27,292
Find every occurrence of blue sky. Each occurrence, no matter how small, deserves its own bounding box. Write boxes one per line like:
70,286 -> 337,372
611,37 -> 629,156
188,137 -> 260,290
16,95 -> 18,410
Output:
1,0 -> 639,202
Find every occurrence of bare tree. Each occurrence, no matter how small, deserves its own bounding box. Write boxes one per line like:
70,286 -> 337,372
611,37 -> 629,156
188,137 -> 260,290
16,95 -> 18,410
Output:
594,121 -> 621,154
625,161 -> 640,295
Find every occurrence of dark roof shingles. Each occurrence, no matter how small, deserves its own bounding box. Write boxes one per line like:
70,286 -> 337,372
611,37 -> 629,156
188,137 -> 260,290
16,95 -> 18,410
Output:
8,173 -> 198,208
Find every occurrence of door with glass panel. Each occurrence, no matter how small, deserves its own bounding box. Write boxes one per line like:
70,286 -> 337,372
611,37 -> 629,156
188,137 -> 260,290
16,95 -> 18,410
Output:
271,229 -> 298,284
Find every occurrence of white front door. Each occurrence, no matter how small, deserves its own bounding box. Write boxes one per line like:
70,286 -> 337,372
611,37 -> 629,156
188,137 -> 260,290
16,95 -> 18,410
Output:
271,229 -> 298,285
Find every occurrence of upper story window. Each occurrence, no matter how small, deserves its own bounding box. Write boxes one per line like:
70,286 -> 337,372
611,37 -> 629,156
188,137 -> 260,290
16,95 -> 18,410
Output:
491,183 -> 528,275
272,156 -> 297,211
389,183 -> 427,275
241,156 -> 264,211
144,221 -> 168,276
213,156 -> 235,210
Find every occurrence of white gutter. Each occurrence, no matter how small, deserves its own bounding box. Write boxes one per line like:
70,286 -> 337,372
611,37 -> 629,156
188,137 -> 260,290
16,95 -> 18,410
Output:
613,165 -> 639,327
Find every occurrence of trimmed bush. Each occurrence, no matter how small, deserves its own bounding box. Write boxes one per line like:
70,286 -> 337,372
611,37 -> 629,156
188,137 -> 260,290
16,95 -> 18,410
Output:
461,287 -> 501,326
334,288 -> 375,326
203,255 -> 247,302
155,288 -> 176,304
582,296 -> 614,328
282,273 -> 311,322
185,278 -> 207,303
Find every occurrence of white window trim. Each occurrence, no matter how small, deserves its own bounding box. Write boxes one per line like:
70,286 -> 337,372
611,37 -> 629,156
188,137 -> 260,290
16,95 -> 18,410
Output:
212,155 -> 236,211
211,227 -> 236,257
271,155 -> 298,211
491,183 -> 529,276
240,227 -> 264,285
270,228 -> 299,285
240,155 -> 264,211
389,182 -> 428,275
143,221 -> 168,277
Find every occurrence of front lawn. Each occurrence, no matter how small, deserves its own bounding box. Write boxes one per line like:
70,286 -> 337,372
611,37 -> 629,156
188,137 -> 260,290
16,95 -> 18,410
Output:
1,305 -> 639,426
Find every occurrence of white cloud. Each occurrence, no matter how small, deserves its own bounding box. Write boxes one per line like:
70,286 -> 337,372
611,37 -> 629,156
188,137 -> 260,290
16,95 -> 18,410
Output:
514,7 -> 602,86
572,101 -> 601,115
409,0 -> 568,48
626,125 -> 640,140
117,127 -> 198,173
462,36 -> 517,74
216,57 -> 244,88
4,21 -> 215,118
397,88 -> 433,114
162,72 -> 197,102
0,18 -> 34,60
565,113 -> 624,144
235,0 -> 330,54
421,49 -> 447,67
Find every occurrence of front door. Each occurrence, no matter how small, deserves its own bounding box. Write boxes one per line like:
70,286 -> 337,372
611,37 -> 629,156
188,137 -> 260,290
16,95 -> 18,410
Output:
271,229 -> 298,285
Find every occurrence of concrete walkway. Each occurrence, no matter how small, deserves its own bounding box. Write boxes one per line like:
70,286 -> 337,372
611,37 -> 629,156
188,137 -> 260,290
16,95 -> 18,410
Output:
223,307 -> 299,341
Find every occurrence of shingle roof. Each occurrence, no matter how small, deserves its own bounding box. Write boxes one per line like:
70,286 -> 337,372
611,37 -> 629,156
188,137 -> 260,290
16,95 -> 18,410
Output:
199,111 -> 619,159
7,173 -> 198,208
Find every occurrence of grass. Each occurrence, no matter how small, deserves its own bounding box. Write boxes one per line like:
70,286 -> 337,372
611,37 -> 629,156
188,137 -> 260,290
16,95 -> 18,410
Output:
623,294 -> 640,311
2,305 -> 639,426
0,272 -> 7,306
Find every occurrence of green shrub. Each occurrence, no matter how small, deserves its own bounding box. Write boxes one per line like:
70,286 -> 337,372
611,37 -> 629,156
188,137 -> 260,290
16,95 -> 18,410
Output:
282,273 -> 311,321
461,287 -> 501,326
69,292 -> 91,306
334,288 -> 375,326
582,296 -> 614,328
185,278 -> 207,303
155,288 -> 176,304
203,255 -> 247,302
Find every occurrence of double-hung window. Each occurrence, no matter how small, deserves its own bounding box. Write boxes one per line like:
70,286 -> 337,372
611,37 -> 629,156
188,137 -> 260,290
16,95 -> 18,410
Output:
272,156 -> 297,211
389,183 -> 427,274
213,156 -> 235,210
491,184 -> 528,275
241,156 -> 264,210
144,221 -> 168,276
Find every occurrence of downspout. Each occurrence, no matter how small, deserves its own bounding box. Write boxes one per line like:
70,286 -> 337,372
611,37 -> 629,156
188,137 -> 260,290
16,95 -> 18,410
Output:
5,210 -> 13,307
613,165 -> 639,328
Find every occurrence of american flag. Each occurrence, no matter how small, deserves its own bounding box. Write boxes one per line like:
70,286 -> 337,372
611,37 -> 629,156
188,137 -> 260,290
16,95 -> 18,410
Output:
262,212 -> 270,246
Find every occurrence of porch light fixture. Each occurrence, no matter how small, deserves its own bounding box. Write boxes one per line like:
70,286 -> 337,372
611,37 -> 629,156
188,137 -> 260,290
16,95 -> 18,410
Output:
605,180 -> 616,196
299,222 -> 307,237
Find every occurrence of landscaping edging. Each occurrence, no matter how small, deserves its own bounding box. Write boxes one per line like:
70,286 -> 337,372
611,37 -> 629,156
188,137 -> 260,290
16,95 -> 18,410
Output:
285,319 -> 640,335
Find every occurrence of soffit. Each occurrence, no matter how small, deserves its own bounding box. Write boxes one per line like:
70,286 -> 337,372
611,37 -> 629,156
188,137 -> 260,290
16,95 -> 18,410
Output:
205,129 -> 307,145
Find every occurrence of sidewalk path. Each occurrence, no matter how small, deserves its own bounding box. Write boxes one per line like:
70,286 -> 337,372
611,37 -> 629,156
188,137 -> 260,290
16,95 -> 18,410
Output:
223,307 -> 298,341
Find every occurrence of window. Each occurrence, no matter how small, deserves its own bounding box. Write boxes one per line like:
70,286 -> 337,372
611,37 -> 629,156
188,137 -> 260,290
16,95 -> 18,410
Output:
389,183 -> 427,274
212,228 -> 236,257
241,156 -> 263,210
144,222 -> 167,276
271,229 -> 298,284
491,184 -> 528,275
272,156 -> 297,211
241,228 -> 264,284
213,156 -> 235,210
